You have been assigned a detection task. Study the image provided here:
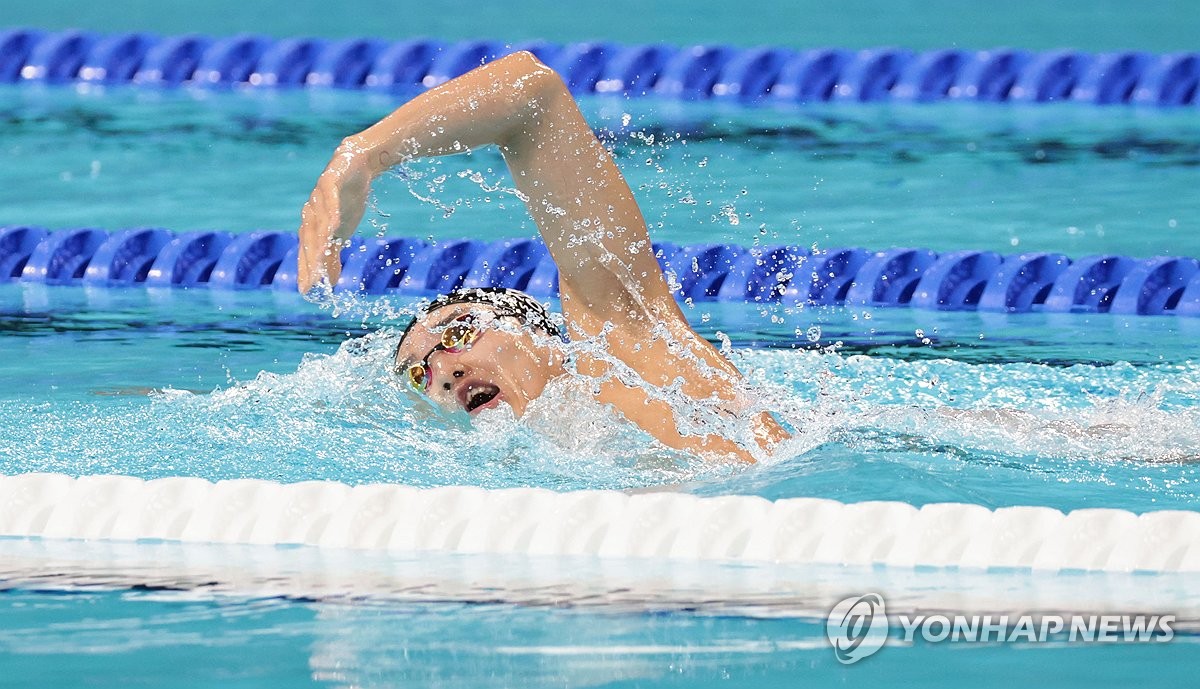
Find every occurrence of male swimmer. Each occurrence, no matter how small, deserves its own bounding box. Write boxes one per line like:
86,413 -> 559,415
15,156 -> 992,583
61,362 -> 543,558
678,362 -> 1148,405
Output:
297,51 -> 788,462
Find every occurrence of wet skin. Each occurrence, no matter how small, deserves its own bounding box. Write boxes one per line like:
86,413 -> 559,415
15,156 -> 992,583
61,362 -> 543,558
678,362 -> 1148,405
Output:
299,51 -> 789,462
394,304 -> 566,418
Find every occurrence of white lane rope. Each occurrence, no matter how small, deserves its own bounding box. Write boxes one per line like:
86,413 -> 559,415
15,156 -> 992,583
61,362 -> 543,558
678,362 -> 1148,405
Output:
2,473 -> 1198,573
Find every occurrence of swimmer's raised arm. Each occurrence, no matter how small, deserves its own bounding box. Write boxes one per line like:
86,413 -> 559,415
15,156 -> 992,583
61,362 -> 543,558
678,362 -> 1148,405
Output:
298,50 -> 671,320
298,51 -> 787,460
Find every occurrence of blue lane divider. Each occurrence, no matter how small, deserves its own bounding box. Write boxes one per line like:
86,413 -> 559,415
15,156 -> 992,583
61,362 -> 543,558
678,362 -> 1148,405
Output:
396,239 -> 485,293
679,244 -> 746,299
845,248 -> 937,306
1132,53 -> 1200,106
832,49 -> 913,102
1179,273 -> 1200,317
307,38 -> 384,88
770,49 -> 851,103
192,35 -> 270,86
208,232 -> 297,289
4,227 -> 1200,317
712,48 -> 793,102
0,30 -> 43,82
1009,50 -> 1092,103
595,44 -> 674,96
1109,257 -> 1200,315
1043,255 -> 1139,313
550,42 -> 617,94
83,228 -> 173,285
3,28 -> 1198,106
252,38 -> 327,87
891,49 -> 967,102
948,49 -> 1030,101
20,29 -> 94,83
79,32 -> 156,84
977,252 -> 1071,313
0,226 -> 48,280
1072,52 -> 1153,105
523,252 -> 560,297
20,228 -> 108,284
133,34 -> 209,86
422,40 -> 502,89
145,231 -> 233,287
911,250 -> 1006,310
334,237 -> 429,293
716,246 -> 806,302
460,239 -> 550,292
653,45 -> 736,99
364,39 -> 442,91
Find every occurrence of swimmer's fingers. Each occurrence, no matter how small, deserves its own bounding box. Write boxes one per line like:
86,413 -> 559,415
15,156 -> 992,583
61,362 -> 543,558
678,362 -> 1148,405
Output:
297,155 -> 371,292
298,181 -> 339,292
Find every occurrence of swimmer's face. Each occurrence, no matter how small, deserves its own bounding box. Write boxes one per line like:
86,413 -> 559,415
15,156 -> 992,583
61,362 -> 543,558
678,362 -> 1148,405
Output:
394,304 -> 566,417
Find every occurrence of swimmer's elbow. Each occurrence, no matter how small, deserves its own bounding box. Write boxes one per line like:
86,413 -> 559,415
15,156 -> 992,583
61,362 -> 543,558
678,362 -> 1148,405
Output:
494,51 -> 573,132
502,50 -> 564,90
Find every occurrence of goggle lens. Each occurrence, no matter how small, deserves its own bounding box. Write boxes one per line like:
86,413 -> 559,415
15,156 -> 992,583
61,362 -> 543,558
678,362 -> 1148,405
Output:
440,321 -> 478,351
404,315 -> 480,394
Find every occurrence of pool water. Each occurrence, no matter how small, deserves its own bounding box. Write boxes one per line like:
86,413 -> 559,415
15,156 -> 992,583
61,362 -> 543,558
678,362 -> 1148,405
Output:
0,572 -> 1193,688
3,26 -> 1200,689
2,284 -> 1199,508
3,86 -> 1198,257
1,538 -> 1198,688
6,0 -> 1199,54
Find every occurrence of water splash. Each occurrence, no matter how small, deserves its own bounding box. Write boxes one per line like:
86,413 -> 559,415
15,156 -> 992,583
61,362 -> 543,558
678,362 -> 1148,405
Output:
2,320 -> 1198,509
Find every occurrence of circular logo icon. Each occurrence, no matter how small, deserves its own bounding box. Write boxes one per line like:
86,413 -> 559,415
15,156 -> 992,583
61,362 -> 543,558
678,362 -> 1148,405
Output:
826,593 -> 889,664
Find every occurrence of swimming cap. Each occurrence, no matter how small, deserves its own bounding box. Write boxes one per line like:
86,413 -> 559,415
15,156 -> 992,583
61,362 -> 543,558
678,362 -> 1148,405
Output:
396,287 -> 563,352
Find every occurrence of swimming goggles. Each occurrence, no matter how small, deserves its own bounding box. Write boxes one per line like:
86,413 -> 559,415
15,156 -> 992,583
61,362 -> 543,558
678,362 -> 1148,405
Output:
403,314 -> 480,393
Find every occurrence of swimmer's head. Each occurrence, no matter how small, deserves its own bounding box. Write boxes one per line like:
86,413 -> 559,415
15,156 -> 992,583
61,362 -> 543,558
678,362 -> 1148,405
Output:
393,287 -> 566,417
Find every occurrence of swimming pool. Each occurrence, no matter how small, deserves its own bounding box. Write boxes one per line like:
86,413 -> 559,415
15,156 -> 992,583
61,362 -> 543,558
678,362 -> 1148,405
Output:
3,16 -> 1200,689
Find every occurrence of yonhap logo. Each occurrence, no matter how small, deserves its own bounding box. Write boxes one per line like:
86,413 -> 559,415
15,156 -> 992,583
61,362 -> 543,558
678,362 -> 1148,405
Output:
824,593 -> 1175,663
826,593 -> 889,664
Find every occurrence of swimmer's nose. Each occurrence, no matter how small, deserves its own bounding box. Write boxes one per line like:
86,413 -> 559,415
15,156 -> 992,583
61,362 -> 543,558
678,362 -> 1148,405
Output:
426,353 -> 467,403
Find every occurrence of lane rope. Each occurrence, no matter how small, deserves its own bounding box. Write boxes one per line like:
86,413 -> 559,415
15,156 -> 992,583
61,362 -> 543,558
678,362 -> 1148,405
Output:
3,227 -> 1199,316
3,29 -> 1199,106
2,473 -> 1198,573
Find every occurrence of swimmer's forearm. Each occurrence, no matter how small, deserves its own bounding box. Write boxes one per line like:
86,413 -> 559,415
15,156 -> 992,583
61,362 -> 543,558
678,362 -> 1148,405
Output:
342,51 -> 562,179
338,52 -> 673,313
298,52 -> 562,291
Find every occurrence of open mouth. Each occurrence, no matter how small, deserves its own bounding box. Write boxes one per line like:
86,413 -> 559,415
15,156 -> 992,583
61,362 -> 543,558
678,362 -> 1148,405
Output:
462,383 -> 501,413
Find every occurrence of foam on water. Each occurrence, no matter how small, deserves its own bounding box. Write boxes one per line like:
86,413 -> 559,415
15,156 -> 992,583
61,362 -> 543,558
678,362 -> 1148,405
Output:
737,348 -> 1200,463
2,321 -> 1197,510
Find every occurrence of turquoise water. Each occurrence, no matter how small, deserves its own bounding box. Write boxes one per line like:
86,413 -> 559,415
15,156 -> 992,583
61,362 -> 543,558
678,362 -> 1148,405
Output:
1,538 -> 1198,688
3,86 -> 1198,257
0,564 -> 1196,689
5,0 -> 1199,53
2,284 -> 1199,508
4,4 -> 1200,686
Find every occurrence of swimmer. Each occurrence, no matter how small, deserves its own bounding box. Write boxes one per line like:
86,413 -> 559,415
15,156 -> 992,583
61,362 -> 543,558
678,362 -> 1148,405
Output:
297,51 -> 788,462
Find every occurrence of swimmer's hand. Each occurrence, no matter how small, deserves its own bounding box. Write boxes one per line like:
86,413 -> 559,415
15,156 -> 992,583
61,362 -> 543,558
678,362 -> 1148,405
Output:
295,50 -> 561,294
297,138 -> 375,293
